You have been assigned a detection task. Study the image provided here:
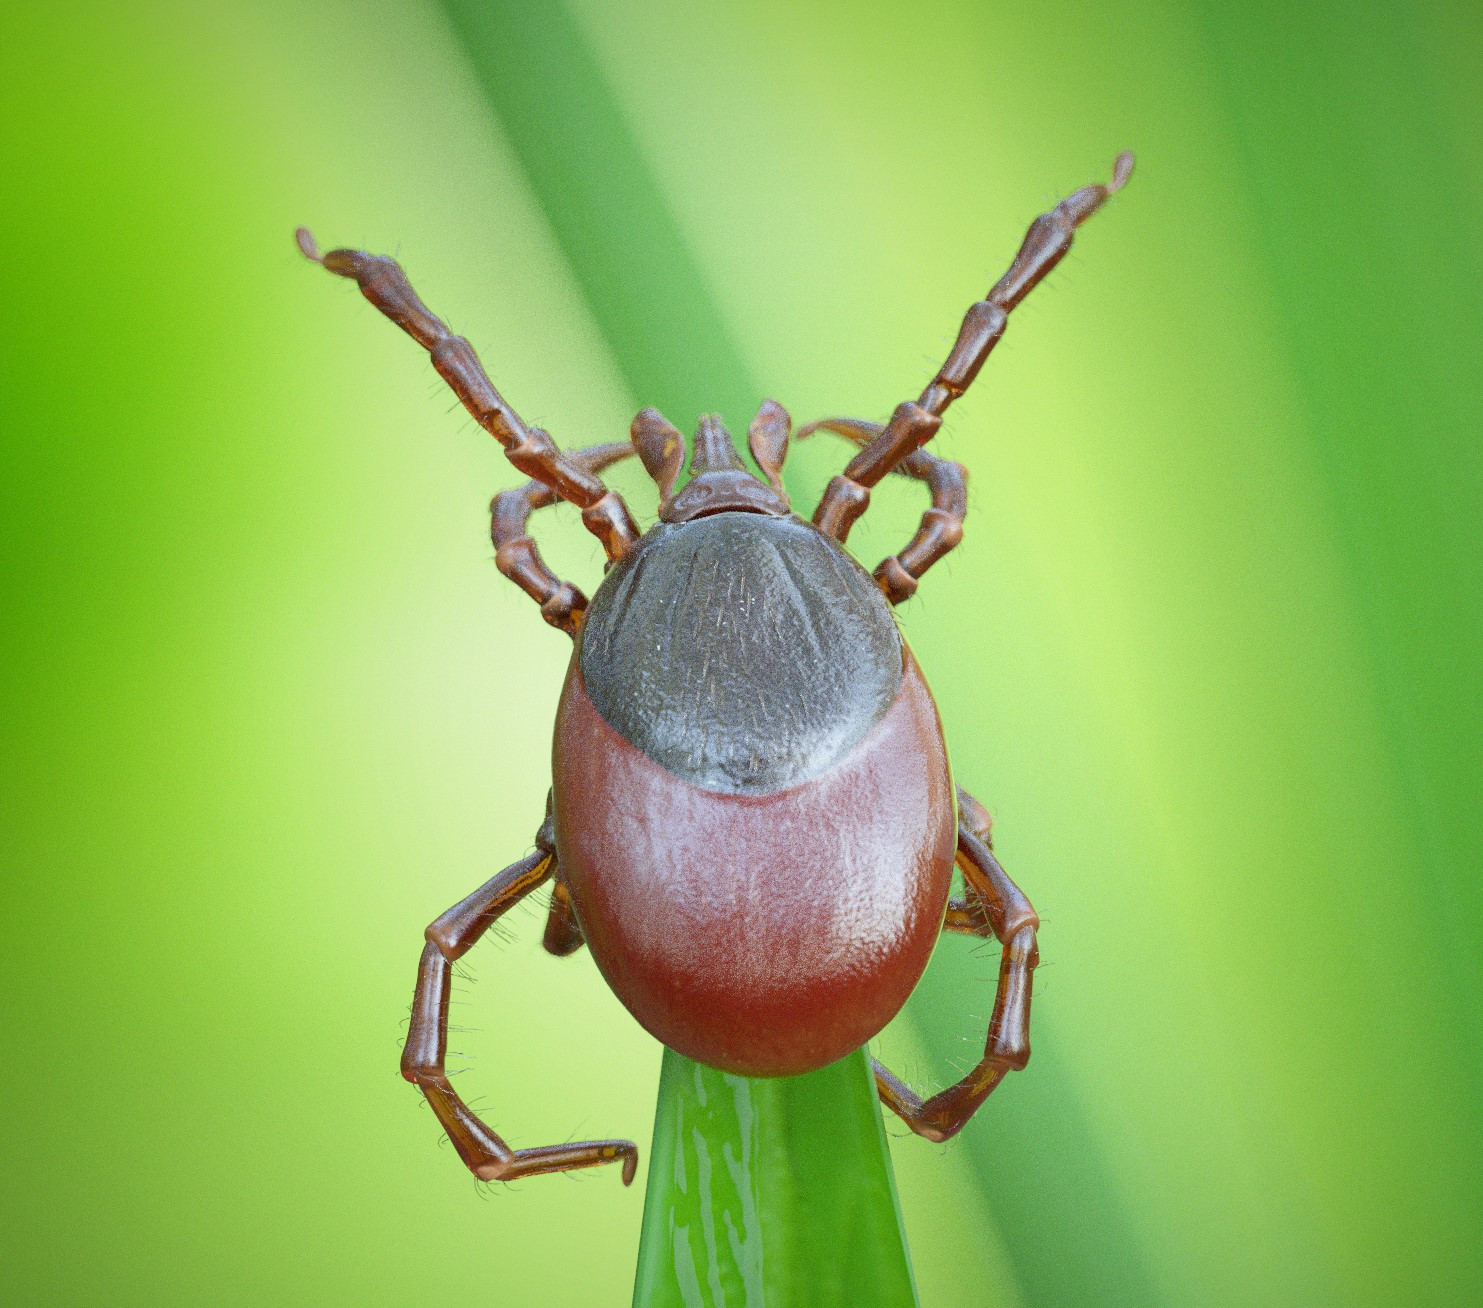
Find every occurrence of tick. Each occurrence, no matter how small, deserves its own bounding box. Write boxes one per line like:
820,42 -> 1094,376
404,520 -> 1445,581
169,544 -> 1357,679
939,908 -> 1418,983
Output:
299,150 -> 1133,1186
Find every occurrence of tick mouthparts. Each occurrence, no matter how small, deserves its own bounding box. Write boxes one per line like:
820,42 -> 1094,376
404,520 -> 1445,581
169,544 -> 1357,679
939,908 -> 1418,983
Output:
690,414 -> 747,475
294,227 -> 323,263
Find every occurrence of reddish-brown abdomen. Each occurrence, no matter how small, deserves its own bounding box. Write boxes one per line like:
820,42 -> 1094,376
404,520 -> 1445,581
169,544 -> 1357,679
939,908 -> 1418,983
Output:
552,648 -> 955,1077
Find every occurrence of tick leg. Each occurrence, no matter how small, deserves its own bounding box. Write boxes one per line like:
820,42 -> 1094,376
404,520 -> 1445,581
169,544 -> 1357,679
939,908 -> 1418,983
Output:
955,785 -> 995,845
798,417 -> 967,605
811,152 -> 1133,544
874,807 -> 1038,1142
542,877 -> 585,957
490,440 -> 635,637
944,784 -> 996,933
296,230 -> 639,563
400,810 -> 636,1184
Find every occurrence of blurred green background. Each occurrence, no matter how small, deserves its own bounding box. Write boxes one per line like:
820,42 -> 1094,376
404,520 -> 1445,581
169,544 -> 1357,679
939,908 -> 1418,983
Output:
4,0 -> 1481,1303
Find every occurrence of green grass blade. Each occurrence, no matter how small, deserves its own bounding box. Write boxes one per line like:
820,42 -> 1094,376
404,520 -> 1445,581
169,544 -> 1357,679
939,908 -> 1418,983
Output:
633,1047 -> 918,1307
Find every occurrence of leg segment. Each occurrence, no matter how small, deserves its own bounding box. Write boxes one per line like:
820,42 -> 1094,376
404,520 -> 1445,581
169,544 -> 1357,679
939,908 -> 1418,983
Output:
943,785 -> 996,933
400,813 -> 636,1184
798,416 -> 967,604
490,440 -> 635,637
812,152 -> 1133,543
296,229 -> 639,563
875,798 -> 1038,1142
542,877 -> 585,957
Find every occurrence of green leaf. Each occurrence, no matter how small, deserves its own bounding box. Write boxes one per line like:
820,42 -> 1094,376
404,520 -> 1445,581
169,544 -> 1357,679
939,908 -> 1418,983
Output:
633,1047 -> 918,1307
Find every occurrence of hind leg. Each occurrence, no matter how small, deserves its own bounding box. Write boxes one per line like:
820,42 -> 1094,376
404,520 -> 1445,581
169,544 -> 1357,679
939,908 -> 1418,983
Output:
400,809 -> 636,1183
542,877 -> 585,958
875,799 -> 1038,1141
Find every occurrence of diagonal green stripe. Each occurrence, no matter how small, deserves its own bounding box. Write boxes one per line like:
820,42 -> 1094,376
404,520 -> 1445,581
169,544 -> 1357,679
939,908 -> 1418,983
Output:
439,0 -> 761,430
438,5 -> 917,1300
437,6 -> 1155,1305
906,974 -> 1160,1305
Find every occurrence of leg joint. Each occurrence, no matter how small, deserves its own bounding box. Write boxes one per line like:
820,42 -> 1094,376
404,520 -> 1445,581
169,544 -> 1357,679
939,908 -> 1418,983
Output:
400,1052 -> 448,1087
874,555 -> 918,603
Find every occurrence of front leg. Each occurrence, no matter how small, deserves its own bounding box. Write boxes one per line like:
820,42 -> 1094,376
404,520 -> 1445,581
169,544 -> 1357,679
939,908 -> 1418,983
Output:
490,440 -> 635,637
811,152 -> 1133,542
798,416 -> 967,605
297,230 -> 640,562
400,809 -> 637,1184
875,798 -> 1038,1142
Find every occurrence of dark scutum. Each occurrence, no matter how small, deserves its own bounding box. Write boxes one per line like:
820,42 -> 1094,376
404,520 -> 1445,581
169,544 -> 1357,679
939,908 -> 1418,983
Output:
578,513 -> 902,794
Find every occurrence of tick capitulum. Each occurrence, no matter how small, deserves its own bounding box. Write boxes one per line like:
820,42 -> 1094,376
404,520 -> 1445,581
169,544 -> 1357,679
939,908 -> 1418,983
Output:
300,150 -> 1133,1184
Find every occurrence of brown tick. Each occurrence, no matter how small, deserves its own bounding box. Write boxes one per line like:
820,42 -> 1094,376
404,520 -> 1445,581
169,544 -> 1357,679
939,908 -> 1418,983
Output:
298,150 -> 1133,1185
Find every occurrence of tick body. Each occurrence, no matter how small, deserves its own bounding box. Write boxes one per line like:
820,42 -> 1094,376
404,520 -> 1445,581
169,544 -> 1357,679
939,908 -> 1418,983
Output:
299,149 -> 1132,1183
556,511 -> 956,1076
